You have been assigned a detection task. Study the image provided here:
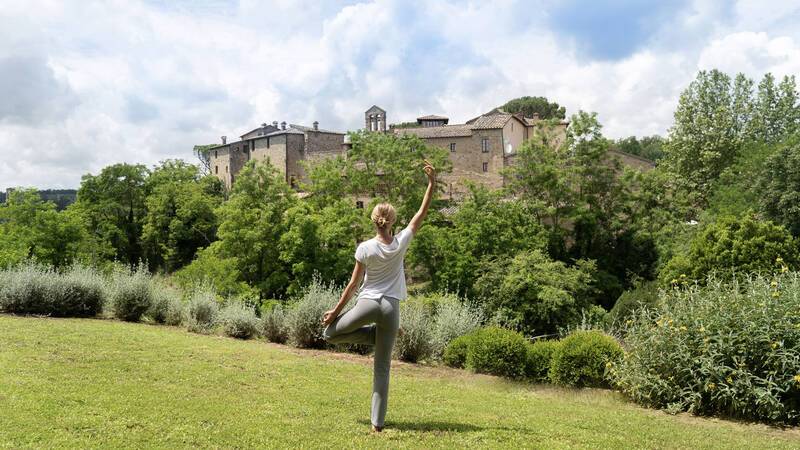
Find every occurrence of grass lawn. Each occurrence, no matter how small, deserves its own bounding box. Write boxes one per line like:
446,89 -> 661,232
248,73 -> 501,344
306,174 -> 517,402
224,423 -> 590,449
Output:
1,315 -> 798,449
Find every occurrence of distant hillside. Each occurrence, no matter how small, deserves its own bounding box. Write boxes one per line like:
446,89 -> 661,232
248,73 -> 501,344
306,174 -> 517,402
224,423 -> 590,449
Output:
1,189 -> 77,210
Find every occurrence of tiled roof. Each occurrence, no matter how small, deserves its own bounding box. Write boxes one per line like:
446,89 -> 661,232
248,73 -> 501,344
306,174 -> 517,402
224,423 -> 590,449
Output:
417,115 -> 448,120
395,124 -> 474,138
469,113 -> 512,129
289,123 -> 344,134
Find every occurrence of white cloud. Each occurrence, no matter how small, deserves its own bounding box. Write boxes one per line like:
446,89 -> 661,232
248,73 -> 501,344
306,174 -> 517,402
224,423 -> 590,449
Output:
1,0 -> 800,189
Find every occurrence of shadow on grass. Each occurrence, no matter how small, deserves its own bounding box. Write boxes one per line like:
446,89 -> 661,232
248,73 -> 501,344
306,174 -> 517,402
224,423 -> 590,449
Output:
358,419 -> 534,434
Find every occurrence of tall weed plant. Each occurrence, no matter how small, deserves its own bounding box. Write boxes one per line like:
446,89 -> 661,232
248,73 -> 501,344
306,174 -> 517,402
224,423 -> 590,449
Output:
0,263 -> 106,317
613,271 -> 800,425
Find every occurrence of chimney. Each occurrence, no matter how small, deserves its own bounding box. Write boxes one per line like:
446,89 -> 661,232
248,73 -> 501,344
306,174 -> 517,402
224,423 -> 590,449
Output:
261,122 -> 267,128
313,121 -> 319,131
272,121 -> 278,128
281,121 -> 286,130
221,135 -> 227,144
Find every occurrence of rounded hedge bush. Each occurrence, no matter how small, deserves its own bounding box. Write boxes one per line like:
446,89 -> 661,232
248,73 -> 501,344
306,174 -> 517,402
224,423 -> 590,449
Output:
443,333 -> 474,369
218,303 -> 260,339
109,267 -> 154,322
465,326 -> 529,379
526,339 -> 561,383
185,289 -> 219,333
549,330 -> 622,388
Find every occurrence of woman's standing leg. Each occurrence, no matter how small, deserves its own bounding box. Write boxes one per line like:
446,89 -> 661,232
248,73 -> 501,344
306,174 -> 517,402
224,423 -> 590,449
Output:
371,296 -> 400,428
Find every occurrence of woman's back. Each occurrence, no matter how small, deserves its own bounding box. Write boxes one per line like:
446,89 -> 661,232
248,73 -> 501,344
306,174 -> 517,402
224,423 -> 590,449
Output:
355,227 -> 414,300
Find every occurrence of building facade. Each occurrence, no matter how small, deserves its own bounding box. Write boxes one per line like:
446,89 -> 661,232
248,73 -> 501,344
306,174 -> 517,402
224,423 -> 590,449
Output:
208,121 -> 346,190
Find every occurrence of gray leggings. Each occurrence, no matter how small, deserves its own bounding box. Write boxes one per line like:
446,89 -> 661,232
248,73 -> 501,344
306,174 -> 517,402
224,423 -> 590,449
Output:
322,295 -> 400,428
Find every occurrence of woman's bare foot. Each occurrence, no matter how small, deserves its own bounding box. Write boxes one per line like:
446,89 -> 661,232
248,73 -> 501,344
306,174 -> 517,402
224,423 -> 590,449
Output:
371,424 -> 383,432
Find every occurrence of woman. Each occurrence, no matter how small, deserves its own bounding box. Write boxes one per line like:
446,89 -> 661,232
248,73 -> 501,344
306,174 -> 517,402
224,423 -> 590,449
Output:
321,160 -> 436,432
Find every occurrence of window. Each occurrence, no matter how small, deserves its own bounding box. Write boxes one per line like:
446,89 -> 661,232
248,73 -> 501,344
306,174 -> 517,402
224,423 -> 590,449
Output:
482,162 -> 488,172
267,137 -> 270,148
356,200 -> 364,209
450,142 -> 456,152
214,150 -> 218,158
215,165 -> 218,174
289,175 -> 297,189
243,143 -> 248,152
481,138 -> 490,153
225,166 -> 228,173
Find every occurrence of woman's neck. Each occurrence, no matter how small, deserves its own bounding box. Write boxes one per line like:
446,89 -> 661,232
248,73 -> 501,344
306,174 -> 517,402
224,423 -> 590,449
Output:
375,228 -> 393,244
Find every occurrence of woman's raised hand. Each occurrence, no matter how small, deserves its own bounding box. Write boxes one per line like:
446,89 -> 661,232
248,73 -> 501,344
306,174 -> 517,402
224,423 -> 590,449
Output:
423,159 -> 435,183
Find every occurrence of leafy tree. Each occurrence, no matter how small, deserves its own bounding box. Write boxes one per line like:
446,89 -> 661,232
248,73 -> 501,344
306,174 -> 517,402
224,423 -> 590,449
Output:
750,74 -> 800,143
473,249 -> 596,336
660,214 -> 796,285
757,136 -> 800,236
173,242 -> 257,299
506,111 -> 657,303
0,188 -> 87,268
141,160 -> 223,272
279,199 -> 371,295
407,185 -> 547,296
663,70 -> 754,199
500,96 -> 566,119
72,163 -> 150,268
304,131 -> 451,221
611,135 -> 665,161
213,160 -> 295,299
193,144 -> 217,176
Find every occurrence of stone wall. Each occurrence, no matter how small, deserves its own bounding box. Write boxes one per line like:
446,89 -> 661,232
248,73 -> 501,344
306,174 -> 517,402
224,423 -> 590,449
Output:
251,135 -> 288,177
422,129 -> 505,198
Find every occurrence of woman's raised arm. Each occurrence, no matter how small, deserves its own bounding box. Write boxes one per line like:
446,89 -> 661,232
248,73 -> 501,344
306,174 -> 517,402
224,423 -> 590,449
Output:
407,160 -> 436,235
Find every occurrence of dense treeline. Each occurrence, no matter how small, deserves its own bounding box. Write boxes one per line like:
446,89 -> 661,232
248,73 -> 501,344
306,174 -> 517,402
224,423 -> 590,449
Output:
2,69 -> 800,338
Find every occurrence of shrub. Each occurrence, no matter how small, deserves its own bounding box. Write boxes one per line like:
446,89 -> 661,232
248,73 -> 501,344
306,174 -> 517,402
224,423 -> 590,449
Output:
613,273 -> 800,425
218,303 -> 260,339
430,295 -> 483,359
394,300 -> 433,363
147,283 -> 183,325
0,264 -> 106,317
443,333 -> 474,369
473,250 -> 596,335
526,339 -> 561,383
550,330 -> 623,388
285,278 -> 337,349
660,215 -> 797,285
609,281 -> 660,324
261,302 -> 289,344
109,266 -> 154,322
185,288 -> 219,334
465,326 -> 529,379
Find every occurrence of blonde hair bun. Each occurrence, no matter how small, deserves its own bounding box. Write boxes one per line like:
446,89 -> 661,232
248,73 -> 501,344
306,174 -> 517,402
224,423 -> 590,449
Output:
370,203 -> 396,229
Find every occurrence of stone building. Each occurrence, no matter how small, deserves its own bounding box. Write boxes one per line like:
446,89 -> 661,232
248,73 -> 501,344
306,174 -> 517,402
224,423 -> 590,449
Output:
392,107 -> 570,198
387,106 -> 653,198
208,121 -> 346,190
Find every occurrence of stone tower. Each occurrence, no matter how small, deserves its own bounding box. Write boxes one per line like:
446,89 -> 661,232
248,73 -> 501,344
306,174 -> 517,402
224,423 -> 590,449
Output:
364,105 -> 387,132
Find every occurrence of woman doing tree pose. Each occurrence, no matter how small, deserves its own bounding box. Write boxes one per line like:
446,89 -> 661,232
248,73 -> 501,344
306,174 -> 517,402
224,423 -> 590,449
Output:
321,160 -> 436,432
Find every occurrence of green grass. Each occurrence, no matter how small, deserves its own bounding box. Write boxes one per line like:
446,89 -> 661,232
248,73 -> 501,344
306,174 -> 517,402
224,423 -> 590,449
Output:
1,315 -> 798,449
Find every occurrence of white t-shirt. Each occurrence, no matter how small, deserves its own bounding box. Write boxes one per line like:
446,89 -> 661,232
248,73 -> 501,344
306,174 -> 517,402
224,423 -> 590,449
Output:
355,227 -> 415,300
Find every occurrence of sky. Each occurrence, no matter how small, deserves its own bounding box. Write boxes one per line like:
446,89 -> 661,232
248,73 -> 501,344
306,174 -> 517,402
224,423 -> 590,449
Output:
2,0 -> 800,189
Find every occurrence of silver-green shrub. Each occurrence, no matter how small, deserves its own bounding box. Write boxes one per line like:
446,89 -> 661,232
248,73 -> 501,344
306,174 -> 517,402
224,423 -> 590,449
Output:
430,294 -> 483,359
219,302 -> 260,339
185,288 -> 219,334
612,273 -> 800,425
394,300 -> 433,362
261,303 -> 288,344
285,278 -> 338,348
148,282 -> 184,325
0,263 -> 106,317
109,266 -> 154,322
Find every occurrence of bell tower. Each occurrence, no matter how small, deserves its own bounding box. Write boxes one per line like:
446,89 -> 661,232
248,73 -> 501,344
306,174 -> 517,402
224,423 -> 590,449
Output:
364,105 -> 387,132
